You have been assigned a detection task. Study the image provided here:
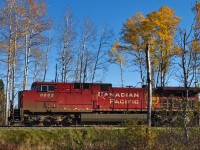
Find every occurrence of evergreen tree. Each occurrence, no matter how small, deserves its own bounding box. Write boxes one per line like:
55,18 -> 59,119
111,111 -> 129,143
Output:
0,79 -> 6,125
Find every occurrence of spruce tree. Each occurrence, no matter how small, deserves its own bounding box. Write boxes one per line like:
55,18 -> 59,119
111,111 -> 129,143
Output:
0,79 -> 6,125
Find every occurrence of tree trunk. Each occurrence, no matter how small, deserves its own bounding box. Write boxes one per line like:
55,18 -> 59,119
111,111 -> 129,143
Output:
10,33 -> 17,123
5,47 -> 11,125
182,32 -> 189,143
43,45 -> 49,82
91,38 -> 102,83
61,51 -> 65,82
55,64 -> 58,82
79,41 -> 86,83
23,35 -> 31,90
120,61 -> 124,87
146,44 -> 152,127
138,52 -> 145,86
83,53 -> 88,83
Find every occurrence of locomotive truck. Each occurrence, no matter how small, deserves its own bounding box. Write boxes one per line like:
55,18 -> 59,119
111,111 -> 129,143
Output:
12,82 -> 200,126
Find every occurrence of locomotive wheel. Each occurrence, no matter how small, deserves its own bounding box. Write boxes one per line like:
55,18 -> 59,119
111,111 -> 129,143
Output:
61,118 -> 73,126
43,118 -> 51,127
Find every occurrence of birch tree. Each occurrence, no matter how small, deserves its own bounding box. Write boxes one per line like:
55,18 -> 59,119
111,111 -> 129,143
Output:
118,7 -> 180,87
0,0 -> 51,124
109,41 -> 127,87
0,0 -> 25,125
56,9 -> 76,82
74,17 -> 96,83
22,0 -> 51,90
192,2 -> 200,87
91,24 -> 114,83
31,48 -> 46,82
43,32 -> 51,82
148,7 -> 180,87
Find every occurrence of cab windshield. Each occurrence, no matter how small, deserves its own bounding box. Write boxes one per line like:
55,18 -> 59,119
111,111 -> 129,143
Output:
37,85 -> 55,92
31,84 -> 36,90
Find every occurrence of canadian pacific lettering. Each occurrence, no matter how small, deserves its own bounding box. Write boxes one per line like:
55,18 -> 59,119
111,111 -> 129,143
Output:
110,99 -> 139,104
98,92 -> 139,98
98,92 -> 140,105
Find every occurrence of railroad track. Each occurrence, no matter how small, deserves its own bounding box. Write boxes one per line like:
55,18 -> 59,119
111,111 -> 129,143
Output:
0,124 -> 124,129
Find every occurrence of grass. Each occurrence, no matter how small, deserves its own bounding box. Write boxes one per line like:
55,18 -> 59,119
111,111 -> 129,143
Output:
0,126 -> 200,150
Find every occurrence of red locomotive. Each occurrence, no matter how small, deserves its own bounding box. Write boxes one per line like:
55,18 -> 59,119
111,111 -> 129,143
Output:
13,82 -> 200,126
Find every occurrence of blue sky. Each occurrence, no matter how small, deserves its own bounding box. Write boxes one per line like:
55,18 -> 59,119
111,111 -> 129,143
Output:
47,0 -> 196,29
46,0 -> 198,87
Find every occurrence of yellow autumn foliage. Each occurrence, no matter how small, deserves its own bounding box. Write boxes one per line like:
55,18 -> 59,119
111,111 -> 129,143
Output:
193,2 -> 200,29
115,6 -> 180,85
109,40 -> 127,65
191,40 -> 200,52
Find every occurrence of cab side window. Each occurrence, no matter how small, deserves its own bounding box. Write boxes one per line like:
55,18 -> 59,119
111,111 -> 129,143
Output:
41,85 -> 48,92
83,83 -> 90,89
37,85 -> 55,92
48,85 -> 55,92
101,84 -> 111,91
74,83 -> 81,89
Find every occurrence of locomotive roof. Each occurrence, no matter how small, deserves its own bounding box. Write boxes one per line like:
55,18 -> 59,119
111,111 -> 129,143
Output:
155,86 -> 200,90
154,86 -> 200,95
32,82 -> 112,85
